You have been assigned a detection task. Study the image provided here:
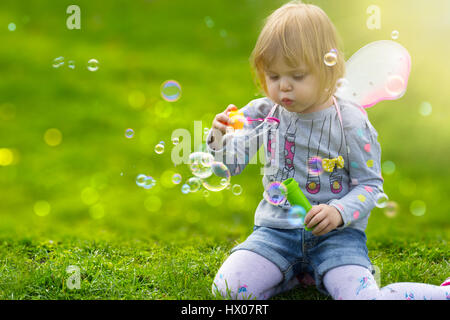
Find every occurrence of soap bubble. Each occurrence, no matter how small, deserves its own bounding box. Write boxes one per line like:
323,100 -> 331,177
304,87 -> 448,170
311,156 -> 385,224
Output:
307,156 -> 323,175
187,177 -> 202,192
53,56 -> 64,68
287,205 -> 306,227
204,16 -> 215,28
181,184 -> 190,194
201,161 -> 231,192
264,181 -> 287,206
160,80 -> 182,102
125,128 -> 134,139
155,142 -> 165,154
189,152 -> 214,178
384,201 -> 398,218
34,200 -> 51,216
87,59 -> 99,72
128,90 -> 146,109
143,176 -> 156,189
382,161 -> 396,175
231,184 -> 242,195
44,128 -> 62,146
136,174 -> 148,187
136,174 -> 156,189
172,137 -> 179,145
410,200 -> 426,216
391,30 -> 399,40
419,102 -> 432,116
324,51 -> 338,67
172,173 -> 182,184
375,193 -> 389,208
8,22 -> 16,31
385,75 -> 405,97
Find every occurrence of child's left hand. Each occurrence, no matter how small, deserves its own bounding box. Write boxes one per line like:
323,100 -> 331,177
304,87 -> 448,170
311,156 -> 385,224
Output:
304,204 -> 343,236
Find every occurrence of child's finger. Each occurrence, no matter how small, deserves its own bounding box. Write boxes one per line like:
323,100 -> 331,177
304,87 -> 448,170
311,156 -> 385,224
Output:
304,205 -> 322,225
312,219 -> 330,236
225,104 -> 238,113
212,120 -> 228,133
306,209 -> 326,230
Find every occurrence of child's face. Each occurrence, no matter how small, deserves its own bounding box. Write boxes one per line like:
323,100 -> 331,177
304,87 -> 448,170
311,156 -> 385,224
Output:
264,55 -> 329,113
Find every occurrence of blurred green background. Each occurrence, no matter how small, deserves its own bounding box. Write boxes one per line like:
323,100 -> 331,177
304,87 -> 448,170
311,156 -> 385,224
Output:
0,0 -> 449,299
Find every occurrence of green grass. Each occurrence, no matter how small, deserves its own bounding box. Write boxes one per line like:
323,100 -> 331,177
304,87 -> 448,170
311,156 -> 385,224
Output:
0,0 -> 449,300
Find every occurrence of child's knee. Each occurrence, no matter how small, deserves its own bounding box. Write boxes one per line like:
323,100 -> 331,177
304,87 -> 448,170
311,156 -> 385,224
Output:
211,273 -> 256,300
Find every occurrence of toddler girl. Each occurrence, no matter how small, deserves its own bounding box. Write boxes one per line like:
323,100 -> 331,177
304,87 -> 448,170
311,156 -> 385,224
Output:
207,1 -> 449,300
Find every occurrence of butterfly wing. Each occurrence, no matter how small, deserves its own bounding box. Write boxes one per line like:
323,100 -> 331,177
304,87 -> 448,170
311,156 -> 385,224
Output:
335,40 -> 412,108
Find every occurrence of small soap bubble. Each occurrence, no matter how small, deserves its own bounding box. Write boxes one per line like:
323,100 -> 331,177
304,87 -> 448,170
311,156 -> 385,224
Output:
410,200 -> 426,216
160,80 -> 182,102
204,16 -> 215,28
375,193 -> 389,208
187,177 -> 202,192
287,205 -> 306,227
8,22 -> 16,31
391,30 -> 399,40
44,128 -> 63,147
155,143 -> 165,154
172,137 -> 179,145
172,173 -> 182,184
385,75 -> 405,96
382,160 -> 396,175
143,176 -> 156,189
125,128 -> 134,139
87,59 -> 99,72
128,90 -> 146,109
68,60 -> 75,69
34,200 -> 51,216
324,51 -> 338,67
181,184 -> 190,194
264,181 -> 287,206
53,56 -> 65,68
231,184 -> 242,195
307,156 -> 323,175
0,148 -> 14,166
419,102 -> 432,116
384,201 -> 398,218
136,174 -> 147,187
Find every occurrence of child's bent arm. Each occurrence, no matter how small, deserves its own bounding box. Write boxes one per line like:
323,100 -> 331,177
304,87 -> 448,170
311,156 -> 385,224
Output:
206,98 -> 274,176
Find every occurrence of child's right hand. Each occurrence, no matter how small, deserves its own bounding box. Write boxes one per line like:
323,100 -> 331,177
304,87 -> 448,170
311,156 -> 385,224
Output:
211,104 -> 238,135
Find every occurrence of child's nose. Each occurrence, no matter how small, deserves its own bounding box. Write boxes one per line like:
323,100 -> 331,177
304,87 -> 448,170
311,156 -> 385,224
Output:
280,78 -> 292,91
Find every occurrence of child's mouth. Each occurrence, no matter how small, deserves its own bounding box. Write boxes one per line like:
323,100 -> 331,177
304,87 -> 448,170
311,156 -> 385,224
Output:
282,98 -> 293,106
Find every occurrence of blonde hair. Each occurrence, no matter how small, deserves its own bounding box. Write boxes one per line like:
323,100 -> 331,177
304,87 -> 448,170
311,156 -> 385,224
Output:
250,1 -> 345,105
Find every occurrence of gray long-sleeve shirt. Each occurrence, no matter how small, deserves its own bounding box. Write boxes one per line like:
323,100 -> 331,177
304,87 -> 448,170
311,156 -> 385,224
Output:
207,96 -> 384,232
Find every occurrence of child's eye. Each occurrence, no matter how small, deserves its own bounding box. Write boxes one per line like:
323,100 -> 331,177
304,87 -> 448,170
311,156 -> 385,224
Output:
269,75 -> 279,80
293,74 -> 305,80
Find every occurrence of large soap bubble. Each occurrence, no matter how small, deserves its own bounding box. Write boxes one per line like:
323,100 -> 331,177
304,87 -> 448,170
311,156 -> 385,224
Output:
201,161 -> 231,192
189,152 -> 214,179
335,40 -> 411,108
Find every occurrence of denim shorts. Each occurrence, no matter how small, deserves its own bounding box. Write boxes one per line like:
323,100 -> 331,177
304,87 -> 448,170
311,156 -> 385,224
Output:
230,225 -> 373,296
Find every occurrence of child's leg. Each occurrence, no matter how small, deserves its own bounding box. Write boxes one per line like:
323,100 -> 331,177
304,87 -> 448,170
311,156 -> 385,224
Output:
323,265 -> 450,300
211,249 -> 286,300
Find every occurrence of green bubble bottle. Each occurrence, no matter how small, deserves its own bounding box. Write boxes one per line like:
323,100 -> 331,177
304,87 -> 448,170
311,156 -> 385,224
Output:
282,178 -> 313,231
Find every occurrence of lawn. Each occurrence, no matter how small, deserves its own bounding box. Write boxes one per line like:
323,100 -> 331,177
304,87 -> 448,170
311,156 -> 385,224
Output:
0,0 -> 449,300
